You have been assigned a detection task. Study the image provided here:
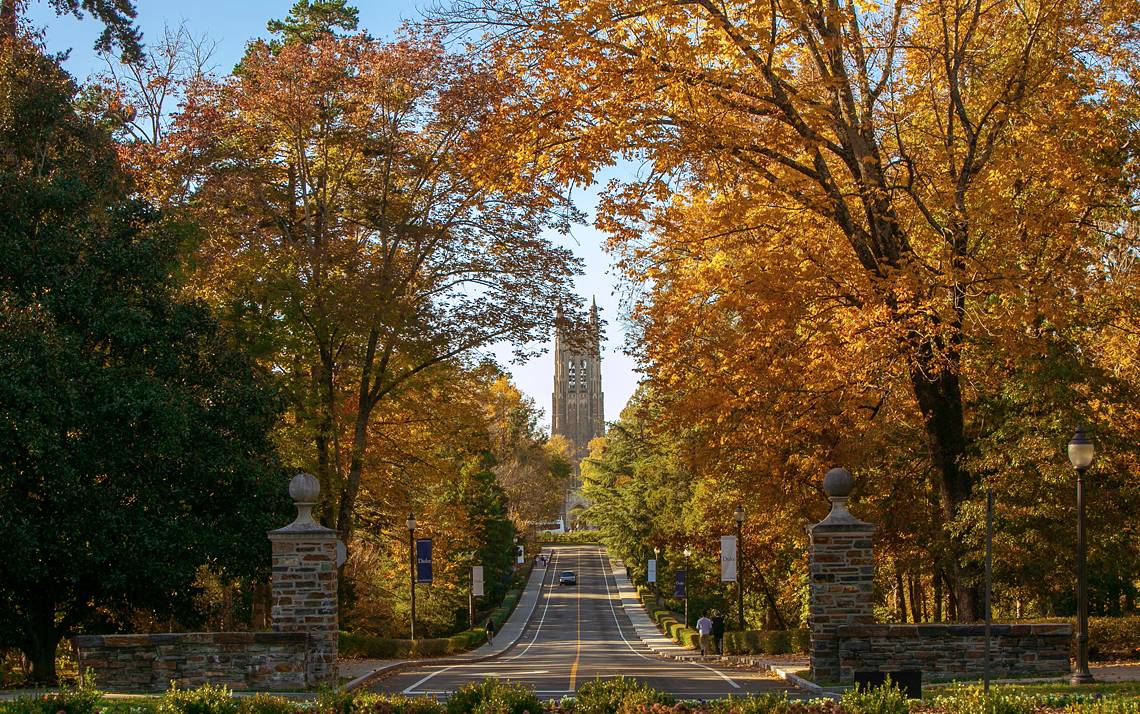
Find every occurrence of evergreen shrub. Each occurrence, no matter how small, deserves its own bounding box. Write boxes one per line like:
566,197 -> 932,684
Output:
572,677 -> 674,714
0,687 -> 103,714
342,693 -> 446,714
445,678 -> 540,714
1089,616 -> 1140,661
238,694 -> 301,714
157,684 -> 241,714
839,678 -> 909,714
722,629 -> 809,655
929,685 -> 1037,714
703,692 -> 797,714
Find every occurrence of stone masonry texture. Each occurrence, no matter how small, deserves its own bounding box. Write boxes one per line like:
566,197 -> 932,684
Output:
808,505 -> 1073,684
808,522 -> 876,683
73,632 -> 308,692
837,624 -> 1073,681
269,530 -> 338,686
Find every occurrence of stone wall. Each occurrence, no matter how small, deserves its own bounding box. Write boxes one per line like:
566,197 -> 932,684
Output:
73,632 -> 308,692
72,473 -> 339,692
837,624 -> 1072,681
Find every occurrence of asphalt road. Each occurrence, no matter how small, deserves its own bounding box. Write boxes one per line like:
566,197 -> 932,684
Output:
372,544 -> 794,700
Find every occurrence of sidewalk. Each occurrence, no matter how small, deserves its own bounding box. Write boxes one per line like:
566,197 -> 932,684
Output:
608,557 -> 819,694
342,559 -> 553,690
608,557 -> 700,660
609,558 -> 804,666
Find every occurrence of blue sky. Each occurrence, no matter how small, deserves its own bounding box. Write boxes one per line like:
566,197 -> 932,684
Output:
27,0 -> 641,432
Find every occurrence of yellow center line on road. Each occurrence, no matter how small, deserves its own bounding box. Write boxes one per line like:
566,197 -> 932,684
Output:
569,548 -> 582,690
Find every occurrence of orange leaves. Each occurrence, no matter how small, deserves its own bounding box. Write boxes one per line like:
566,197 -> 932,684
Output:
474,0 -> 1139,595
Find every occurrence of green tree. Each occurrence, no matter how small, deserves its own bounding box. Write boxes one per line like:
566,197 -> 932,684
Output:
266,0 -> 359,45
1,0 -> 141,59
0,37 -> 286,683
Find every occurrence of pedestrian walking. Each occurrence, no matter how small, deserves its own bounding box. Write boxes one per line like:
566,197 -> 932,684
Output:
485,618 -> 496,645
695,613 -> 714,656
711,612 -> 726,655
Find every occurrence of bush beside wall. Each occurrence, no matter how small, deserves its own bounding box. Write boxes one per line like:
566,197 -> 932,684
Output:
724,629 -> 811,655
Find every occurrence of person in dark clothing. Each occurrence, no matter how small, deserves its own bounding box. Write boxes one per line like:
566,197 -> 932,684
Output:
711,612 -> 726,655
485,618 -> 497,645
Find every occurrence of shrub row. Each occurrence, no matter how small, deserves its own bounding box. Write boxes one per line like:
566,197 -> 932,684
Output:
650,607 -> 703,650
537,532 -> 603,544
339,629 -> 488,659
638,586 -> 808,656
1088,616 -> 1140,661
5,679 -> 1139,714
723,629 -> 811,656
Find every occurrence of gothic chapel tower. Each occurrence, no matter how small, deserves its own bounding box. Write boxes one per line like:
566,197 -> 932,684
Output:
551,299 -> 605,459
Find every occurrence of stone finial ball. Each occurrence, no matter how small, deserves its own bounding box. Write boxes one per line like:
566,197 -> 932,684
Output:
289,472 -> 320,503
823,467 -> 854,497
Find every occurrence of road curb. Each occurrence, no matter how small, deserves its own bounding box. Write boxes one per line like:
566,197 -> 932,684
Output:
768,666 -> 838,700
342,563 -> 551,693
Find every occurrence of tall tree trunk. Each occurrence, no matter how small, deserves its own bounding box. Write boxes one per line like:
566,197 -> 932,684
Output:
943,570 -> 959,621
751,567 -> 788,631
909,574 -> 922,623
933,568 -> 943,622
894,566 -> 907,623
336,397 -> 372,546
910,363 -> 978,620
314,352 -> 336,490
24,601 -> 60,685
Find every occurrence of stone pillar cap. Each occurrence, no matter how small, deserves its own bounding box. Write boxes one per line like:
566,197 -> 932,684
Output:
271,472 -> 336,534
816,467 -> 872,527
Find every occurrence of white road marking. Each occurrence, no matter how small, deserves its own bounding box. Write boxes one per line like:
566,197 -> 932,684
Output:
594,548 -> 741,689
402,549 -> 562,694
501,546 -> 561,661
401,546 -> 743,697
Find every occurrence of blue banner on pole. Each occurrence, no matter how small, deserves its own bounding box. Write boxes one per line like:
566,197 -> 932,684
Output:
673,569 -> 687,598
416,538 -> 433,583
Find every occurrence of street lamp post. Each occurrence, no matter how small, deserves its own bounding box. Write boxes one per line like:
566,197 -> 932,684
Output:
653,546 -> 661,602
407,513 -> 417,640
1069,427 -> 1095,684
734,504 -> 745,630
683,546 -> 691,626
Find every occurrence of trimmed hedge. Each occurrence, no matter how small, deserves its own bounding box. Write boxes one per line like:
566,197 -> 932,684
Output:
1089,616 -> 1140,661
339,631 -> 489,659
723,629 -> 810,655
645,606 -> 703,650
994,616 -> 1140,662
537,532 -> 603,544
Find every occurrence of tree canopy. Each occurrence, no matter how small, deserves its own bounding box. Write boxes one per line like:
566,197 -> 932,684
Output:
457,0 -> 1140,619
163,20 -> 583,553
0,36 -> 286,682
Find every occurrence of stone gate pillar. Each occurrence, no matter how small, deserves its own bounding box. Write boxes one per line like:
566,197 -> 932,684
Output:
807,468 -> 875,683
269,473 -> 338,687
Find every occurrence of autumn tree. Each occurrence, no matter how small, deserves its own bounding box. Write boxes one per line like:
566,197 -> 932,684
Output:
168,3 -> 582,552
340,365 -> 527,637
485,377 -> 573,529
451,0 -> 1140,618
